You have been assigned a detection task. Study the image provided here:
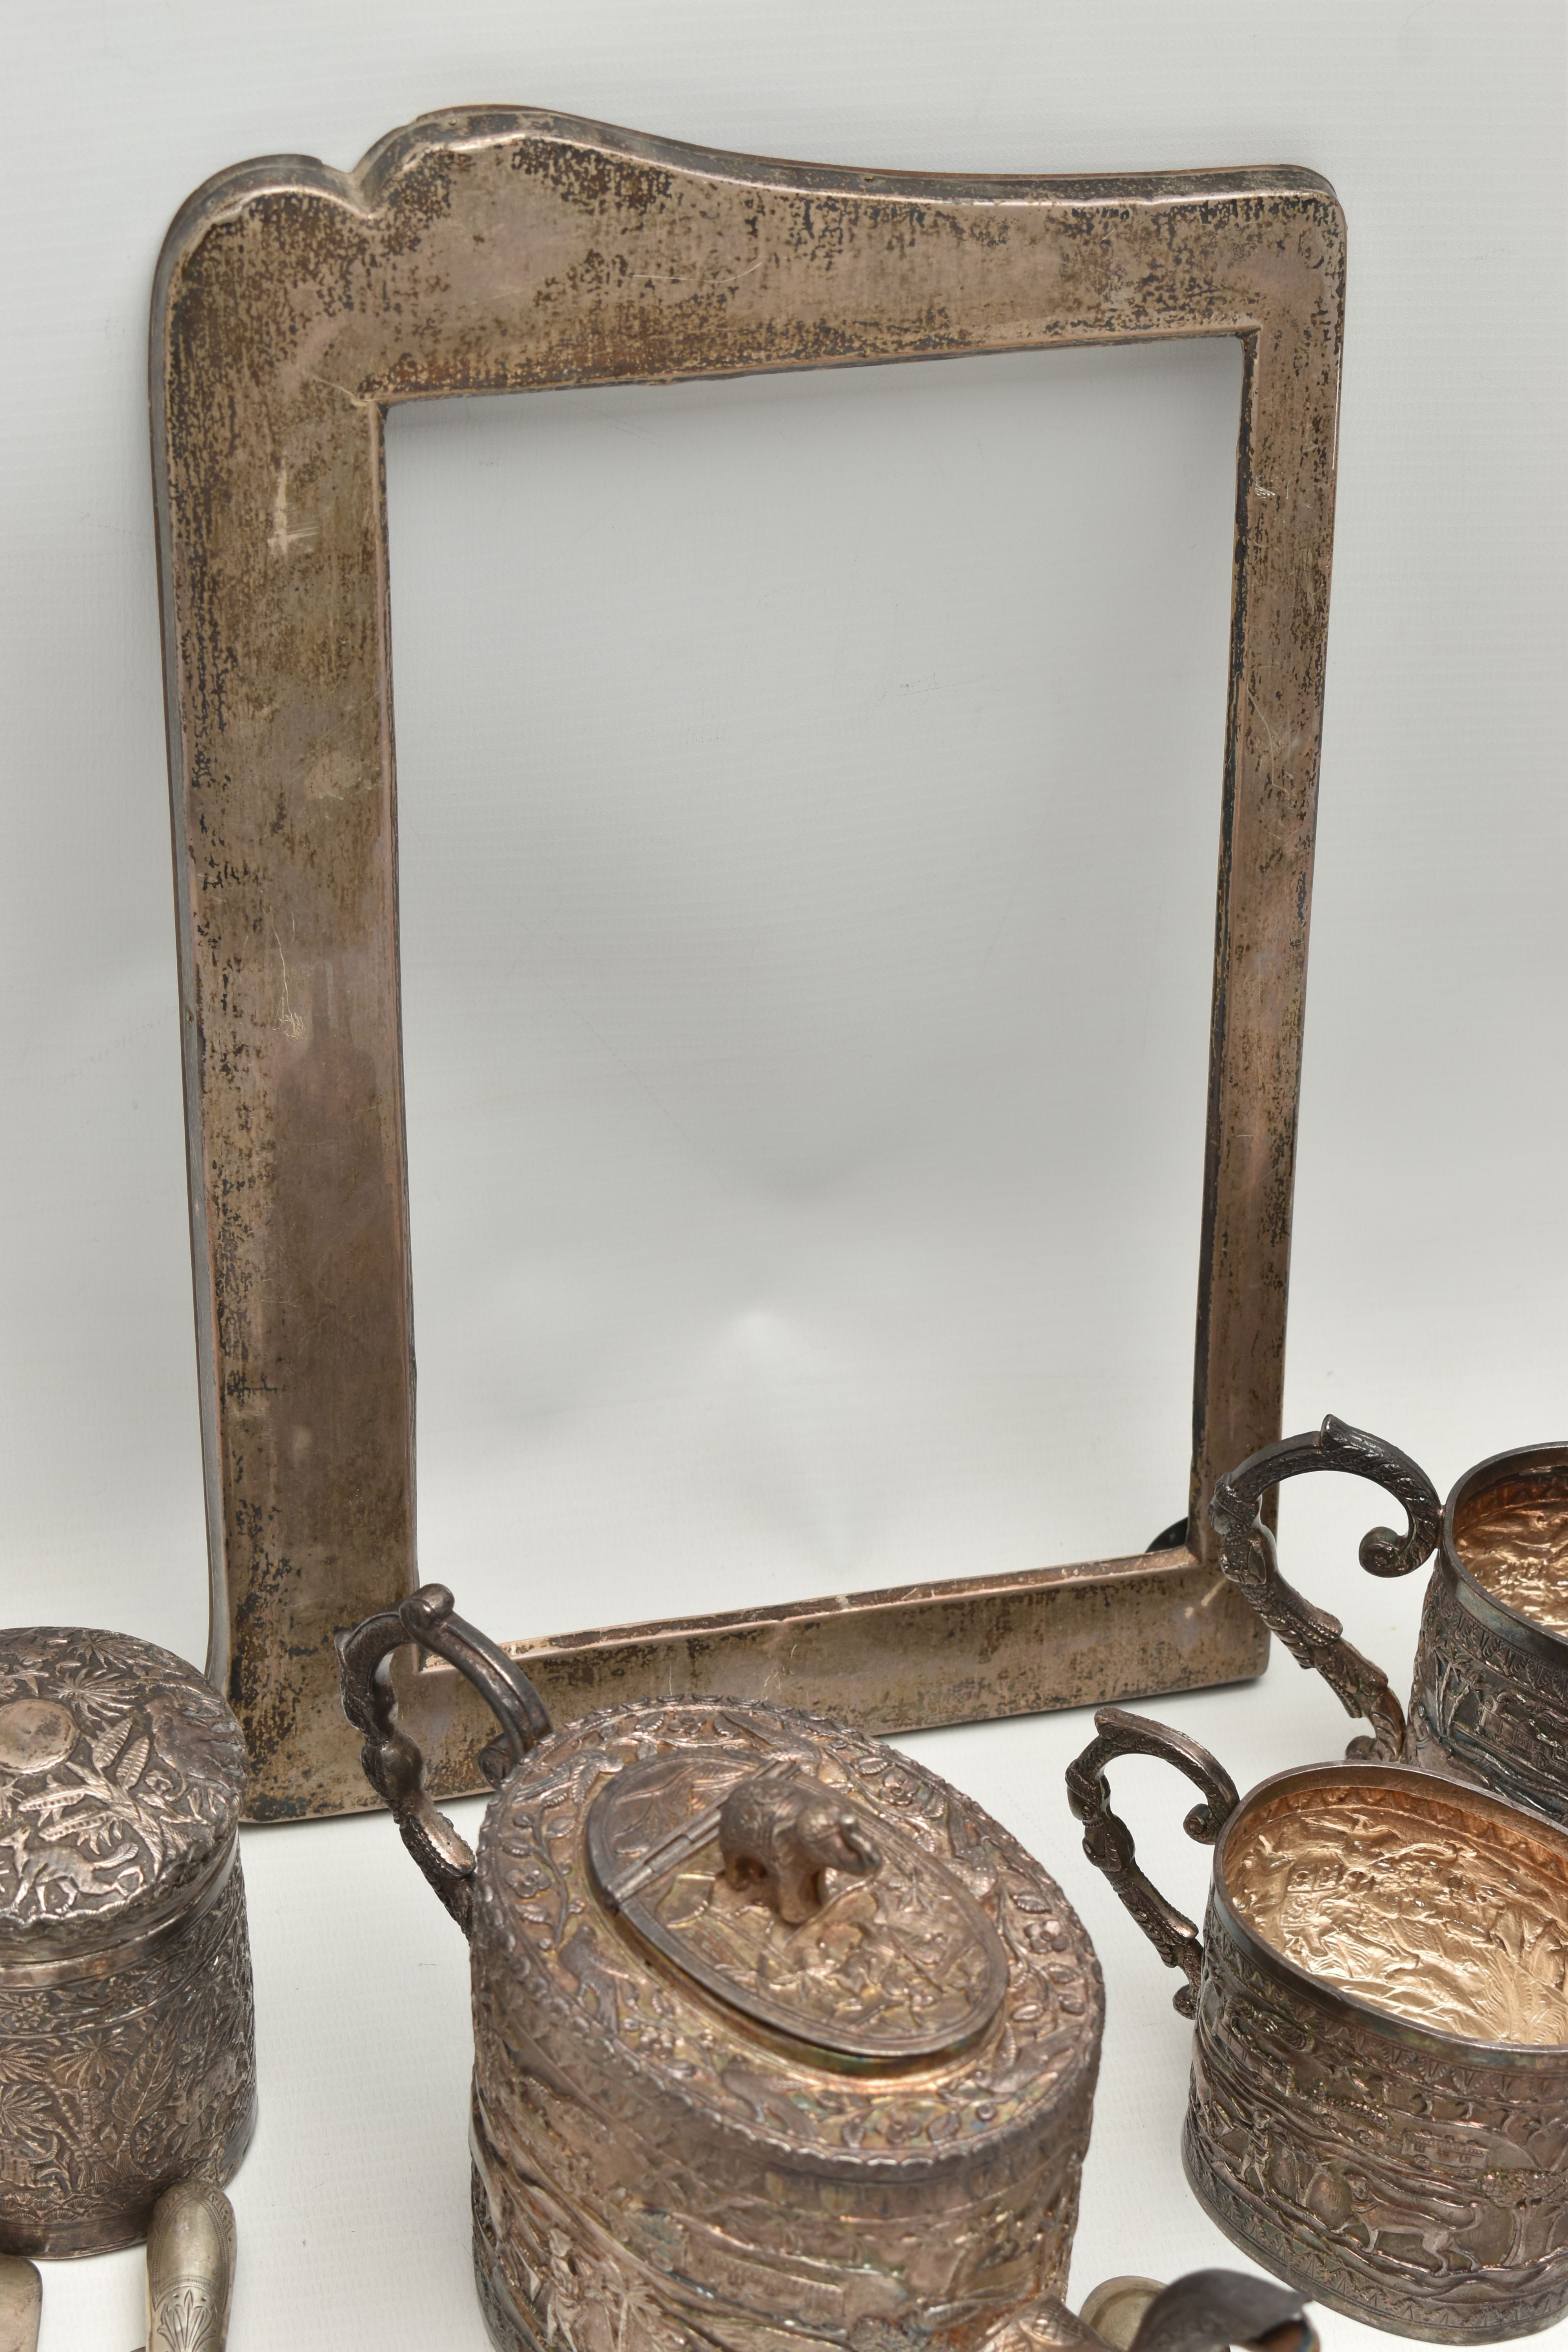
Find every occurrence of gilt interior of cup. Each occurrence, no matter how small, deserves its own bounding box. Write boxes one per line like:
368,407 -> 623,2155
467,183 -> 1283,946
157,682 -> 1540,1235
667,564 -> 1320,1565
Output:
1212,1760 -> 1568,2060
1442,1441 -> 1568,1648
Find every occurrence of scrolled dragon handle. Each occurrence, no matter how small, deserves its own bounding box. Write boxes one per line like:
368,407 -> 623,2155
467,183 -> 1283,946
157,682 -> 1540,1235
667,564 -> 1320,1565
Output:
1065,1707 -> 1241,2018
337,1584 -> 552,1936
1207,1414 -> 1441,1761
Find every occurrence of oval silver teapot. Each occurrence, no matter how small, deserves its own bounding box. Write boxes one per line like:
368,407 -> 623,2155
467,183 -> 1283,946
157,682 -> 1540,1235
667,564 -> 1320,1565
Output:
341,1585 -> 1313,2352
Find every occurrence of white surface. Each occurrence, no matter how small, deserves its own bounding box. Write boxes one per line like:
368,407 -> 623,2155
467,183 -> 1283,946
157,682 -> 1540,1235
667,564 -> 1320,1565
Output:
1,3 -> 1565,2348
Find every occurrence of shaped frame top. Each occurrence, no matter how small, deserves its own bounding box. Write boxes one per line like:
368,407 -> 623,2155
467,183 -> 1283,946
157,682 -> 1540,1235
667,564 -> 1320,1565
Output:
152,109 -> 1343,1817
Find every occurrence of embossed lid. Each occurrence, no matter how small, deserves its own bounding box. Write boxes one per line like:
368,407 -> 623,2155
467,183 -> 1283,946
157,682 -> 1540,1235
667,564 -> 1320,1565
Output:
586,1746 -> 1011,2065
475,1698 -> 1102,2160
0,1628 -> 247,1965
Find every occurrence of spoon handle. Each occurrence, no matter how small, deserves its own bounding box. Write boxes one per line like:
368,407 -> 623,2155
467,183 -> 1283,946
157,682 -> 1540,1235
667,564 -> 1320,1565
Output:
0,2256 -> 40,2352
145,2178 -> 236,2352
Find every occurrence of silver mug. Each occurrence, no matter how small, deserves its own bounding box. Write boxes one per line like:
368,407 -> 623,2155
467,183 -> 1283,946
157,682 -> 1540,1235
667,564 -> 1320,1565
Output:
1068,1705 -> 1568,2342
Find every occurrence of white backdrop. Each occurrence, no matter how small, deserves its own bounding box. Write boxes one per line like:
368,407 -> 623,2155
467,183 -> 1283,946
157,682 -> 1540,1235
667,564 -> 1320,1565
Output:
392,332 -> 1241,1628
2,5 -> 1564,2348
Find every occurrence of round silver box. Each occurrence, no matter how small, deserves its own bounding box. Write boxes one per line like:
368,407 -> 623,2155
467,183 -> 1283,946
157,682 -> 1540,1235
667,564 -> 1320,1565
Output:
0,1626 -> 256,2256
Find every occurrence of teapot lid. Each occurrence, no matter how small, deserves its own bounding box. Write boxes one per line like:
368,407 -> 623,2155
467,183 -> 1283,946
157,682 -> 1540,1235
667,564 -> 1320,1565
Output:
587,1747 -> 1008,2065
476,1697 -> 1101,2167
0,1628 -> 246,1966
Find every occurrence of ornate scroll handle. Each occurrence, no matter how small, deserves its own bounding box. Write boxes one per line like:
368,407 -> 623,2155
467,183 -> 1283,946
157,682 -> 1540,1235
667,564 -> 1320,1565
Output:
1208,1413 -> 1441,1761
336,1583 -> 552,1937
1064,1707 -> 1239,2019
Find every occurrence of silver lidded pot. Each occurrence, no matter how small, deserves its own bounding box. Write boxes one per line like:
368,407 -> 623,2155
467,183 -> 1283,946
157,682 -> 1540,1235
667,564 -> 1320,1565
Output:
343,1588 -> 1321,2352
0,1627 -> 256,2257
341,1584 -> 1130,2352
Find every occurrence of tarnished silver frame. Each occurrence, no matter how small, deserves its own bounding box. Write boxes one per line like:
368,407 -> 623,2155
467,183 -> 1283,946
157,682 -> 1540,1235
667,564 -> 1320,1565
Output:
151,108 -> 1344,1817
